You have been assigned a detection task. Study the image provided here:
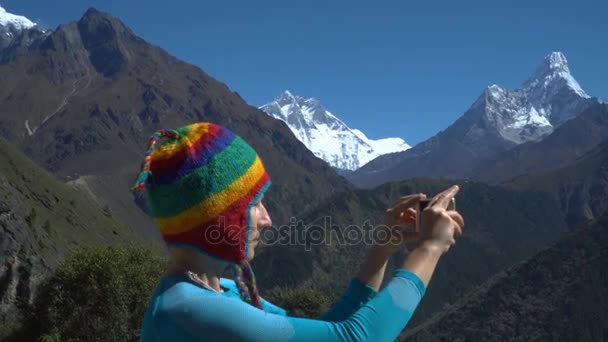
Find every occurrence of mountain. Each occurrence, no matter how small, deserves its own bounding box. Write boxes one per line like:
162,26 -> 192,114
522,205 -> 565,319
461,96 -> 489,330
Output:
399,138 -> 608,340
254,178 -> 569,326
348,52 -> 600,188
0,5 -> 46,63
0,136 -> 144,325
260,91 -> 410,171
400,208 -> 608,342
0,5 -> 36,33
476,102 -> 608,183
261,132 -> 608,333
0,8 -> 350,240
503,137 -> 608,229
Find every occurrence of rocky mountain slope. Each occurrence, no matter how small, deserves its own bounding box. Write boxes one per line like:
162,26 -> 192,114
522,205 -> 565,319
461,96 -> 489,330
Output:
0,8 -> 350,241
503,137 -> 608,229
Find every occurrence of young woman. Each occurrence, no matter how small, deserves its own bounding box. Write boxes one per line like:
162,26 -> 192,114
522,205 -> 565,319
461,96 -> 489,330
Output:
135,122 -> 464,341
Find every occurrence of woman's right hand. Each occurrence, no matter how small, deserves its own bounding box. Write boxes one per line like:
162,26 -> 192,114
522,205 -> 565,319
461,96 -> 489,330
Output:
417,185 -> 465,254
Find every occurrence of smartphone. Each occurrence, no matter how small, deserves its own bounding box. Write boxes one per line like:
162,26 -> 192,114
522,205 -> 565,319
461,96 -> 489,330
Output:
416,197 -> 456,228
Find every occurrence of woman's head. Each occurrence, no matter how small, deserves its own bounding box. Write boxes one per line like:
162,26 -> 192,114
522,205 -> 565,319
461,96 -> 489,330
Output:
132,122 -> 272,308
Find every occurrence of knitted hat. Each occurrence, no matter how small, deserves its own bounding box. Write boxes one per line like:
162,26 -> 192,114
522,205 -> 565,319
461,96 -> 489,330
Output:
131,122 -> 271,309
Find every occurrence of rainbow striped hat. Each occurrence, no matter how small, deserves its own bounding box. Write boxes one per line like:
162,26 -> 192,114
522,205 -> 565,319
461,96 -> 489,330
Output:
132,122 -> 271,308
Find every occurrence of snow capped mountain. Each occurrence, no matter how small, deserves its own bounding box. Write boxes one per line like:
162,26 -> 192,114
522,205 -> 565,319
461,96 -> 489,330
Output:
260,91 -> 410,171
0,5 -> 36,31
348,51 -> 600,188
473,51 -> 593,144
0,5 -> 45,63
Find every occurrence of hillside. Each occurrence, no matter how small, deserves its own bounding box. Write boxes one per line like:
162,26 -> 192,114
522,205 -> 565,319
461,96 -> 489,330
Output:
0,137 -> 148,325
401,208 -> 608,341
504,138 -> 608,229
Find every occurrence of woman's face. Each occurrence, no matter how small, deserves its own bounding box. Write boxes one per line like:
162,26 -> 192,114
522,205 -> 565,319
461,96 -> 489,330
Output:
247,196 -> 272,260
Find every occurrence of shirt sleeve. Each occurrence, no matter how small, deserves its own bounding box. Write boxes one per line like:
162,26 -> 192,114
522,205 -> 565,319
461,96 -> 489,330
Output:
160,269 -> 426,342
320,278 -> 378,322
261,297 -> 288,316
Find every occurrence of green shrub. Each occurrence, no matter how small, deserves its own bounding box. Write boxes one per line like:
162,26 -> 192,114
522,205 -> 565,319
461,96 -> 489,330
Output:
265,286 -> 331,318
28,245 -> 165,342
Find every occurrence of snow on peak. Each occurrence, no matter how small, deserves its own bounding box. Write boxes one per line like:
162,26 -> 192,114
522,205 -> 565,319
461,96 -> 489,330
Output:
0,5 -> 36,30
277,90 -> 297,103
537,51 -> 570,75
509,106 -> 551,129
260,91 -> 410,171
526,51 -> 570,83
524,51 -> 588,98
477,51 -> 594,144
487,84 -> 504,97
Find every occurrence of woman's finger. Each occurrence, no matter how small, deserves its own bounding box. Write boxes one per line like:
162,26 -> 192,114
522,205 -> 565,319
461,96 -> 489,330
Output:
398,208 -> 417,218
399,193 -> 426,201
388,194 -> 426,214
429,185 -> 459,210
446,211 -> 464,238
446,211 -> 465,228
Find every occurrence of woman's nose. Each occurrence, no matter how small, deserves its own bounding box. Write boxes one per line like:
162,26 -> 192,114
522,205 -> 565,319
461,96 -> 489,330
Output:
259,204 -> 272,228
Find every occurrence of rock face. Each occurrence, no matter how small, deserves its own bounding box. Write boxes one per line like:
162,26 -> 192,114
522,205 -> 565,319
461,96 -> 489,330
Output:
0,180 -> 49,324
349,52 -> 600,188
260,90 -> 410,171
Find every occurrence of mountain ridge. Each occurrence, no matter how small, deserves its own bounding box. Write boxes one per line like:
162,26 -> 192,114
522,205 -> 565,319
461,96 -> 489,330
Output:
349,51 -> 600,188
0,7 -> 351,242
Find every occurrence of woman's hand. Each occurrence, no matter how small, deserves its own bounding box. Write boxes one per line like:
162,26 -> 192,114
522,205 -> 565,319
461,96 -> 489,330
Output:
376,193 -> 427,255
417,185 -> 464,254
399,185 -> 465,286
356,193 -> 426,289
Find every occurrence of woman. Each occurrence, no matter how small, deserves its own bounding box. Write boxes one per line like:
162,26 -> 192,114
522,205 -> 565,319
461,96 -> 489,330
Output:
135,122 -> 464,341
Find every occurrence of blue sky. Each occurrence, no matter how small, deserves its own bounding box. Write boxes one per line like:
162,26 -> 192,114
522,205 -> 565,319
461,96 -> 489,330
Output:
2,0 -> 607,145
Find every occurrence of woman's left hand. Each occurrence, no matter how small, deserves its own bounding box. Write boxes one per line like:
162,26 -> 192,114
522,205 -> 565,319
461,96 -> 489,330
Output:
376,193 -> 427,254
356,193 -> 427,290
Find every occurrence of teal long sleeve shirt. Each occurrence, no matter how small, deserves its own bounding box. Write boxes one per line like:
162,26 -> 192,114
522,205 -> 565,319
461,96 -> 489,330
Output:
140,269 -> 426,341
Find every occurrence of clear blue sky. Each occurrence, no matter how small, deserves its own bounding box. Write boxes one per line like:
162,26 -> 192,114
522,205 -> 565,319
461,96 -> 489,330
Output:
2,0 -> 607,145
